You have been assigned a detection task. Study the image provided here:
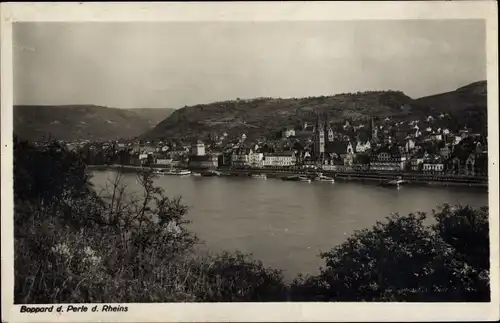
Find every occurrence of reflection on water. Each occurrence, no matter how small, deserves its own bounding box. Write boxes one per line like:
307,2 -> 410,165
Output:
91,170 -> 488,279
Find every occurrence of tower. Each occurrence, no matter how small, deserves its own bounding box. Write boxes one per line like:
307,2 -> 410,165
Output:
314,113 -> 325,162
192,140 -> 205,156
324,113 -> 334,142
371,117 -> 378,143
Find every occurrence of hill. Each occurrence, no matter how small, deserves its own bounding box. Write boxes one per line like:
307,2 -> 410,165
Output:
143,91 -> 417,141
414,80 -> 487,133
415,81 -> 487,114
143,81 -> 487,141
14,105 -> 175,141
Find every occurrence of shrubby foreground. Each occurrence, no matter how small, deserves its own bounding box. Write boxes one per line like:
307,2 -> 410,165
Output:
13,138 -> 490,303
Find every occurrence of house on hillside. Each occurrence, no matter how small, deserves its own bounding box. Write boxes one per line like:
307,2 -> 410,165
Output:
404,137 -> 416,153
447,139 -> 487,176
281,128 -> 296,138
355,140 -> 371,153
430,132 -> 443,142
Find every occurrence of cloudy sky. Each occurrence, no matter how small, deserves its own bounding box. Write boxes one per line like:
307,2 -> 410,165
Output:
13,20 -> 486,110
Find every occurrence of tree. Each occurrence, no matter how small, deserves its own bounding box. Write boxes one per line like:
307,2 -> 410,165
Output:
13,136 -> 91,204
193,251 -> 287,302
13,140 -> 286,303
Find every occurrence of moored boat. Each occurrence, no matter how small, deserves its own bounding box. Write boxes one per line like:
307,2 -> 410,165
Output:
282,175 -> 311,182
314,173 -> 335,183
381,177 -> 407,187
160,168 -> 191,176
177,169 -> 192,176
252,174 -> 267,179
201,170 -> 220,177
298,176 -> 312,183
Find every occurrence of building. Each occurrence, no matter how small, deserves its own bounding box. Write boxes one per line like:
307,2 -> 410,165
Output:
404,138 -> 416,153
218,152 -> 232,167
248,151 -> 264,167
262,151 -> 296,167
369,145 -> 407,172
191,140 -> 206,156
156,158 -> 174,166
447,140 -> 487,176
282,128 -> 296,138
355,140 -> 371,153
188,154 -> 219,169
422,154 -> 444,174
370,118 -> 379,144
410,154 -> 424,172
323,140 -> 355,167
430,133 -> 443,142
231,147 -> 253,167
422,162 -> 444,173
313,114 -> 326,162
439,146 -> 452,158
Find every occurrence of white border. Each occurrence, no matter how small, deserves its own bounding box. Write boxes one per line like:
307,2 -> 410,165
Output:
1,2 -> 499,322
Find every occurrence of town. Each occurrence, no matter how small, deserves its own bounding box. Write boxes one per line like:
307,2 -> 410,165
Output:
46,111 -> 488,184
8,12 -> 493,311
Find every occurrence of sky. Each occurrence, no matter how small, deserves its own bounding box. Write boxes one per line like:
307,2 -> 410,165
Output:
13,20 -> 486,110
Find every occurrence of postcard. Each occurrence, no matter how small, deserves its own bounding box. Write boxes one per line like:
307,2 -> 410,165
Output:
1,1 -> 499,322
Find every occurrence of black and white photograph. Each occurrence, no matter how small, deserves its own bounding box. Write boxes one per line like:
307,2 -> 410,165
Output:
1,2 -> 499,322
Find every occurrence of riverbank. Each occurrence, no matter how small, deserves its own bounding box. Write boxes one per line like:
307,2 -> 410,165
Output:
86,164 -> 488,188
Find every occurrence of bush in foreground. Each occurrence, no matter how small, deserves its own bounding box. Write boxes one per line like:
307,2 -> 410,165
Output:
291,206 -> 489,302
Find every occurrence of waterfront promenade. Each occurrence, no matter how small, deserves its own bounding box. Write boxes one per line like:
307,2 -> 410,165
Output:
87,164 -> 488,188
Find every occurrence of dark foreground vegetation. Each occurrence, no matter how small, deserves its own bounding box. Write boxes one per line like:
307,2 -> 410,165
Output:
14,137 -> 490,303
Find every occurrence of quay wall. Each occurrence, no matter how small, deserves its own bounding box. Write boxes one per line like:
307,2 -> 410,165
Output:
87,164 -> 488,188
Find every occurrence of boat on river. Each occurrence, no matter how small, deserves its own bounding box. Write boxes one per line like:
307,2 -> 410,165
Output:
314,173 -> 335,183
176,169 -> 192,176
191,172 -> 202,177
282,175 -> 311,183
252,174 -> 267,179
299,176 -> 312,183
155,168 -> 191,176
153,169 -> 167,175
200,170 -> 222,177
381,177 -> 407,187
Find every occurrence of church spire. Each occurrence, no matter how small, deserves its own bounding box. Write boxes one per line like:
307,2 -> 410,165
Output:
371,117 -> 378,143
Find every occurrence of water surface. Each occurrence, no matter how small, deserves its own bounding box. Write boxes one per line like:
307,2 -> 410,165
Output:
91,170 -> 488,279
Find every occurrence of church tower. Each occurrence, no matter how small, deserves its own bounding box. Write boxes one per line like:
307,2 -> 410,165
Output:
325,114 -> 334,142
314,113 -> 325,161
371,117 -> 378,143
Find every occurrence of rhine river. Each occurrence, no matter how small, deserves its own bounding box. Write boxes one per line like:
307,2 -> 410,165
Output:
91,170 -> 488,280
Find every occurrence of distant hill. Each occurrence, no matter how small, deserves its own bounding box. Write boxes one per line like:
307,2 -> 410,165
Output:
415,81 -> 487,114
143,91 -> 417,141
142,81 -> 487,141
414,80 -> 487,132
129,108 -> 176,126
14,105 -> 175,141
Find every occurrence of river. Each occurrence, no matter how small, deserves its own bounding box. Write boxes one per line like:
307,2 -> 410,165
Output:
90,170 -> 488,280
